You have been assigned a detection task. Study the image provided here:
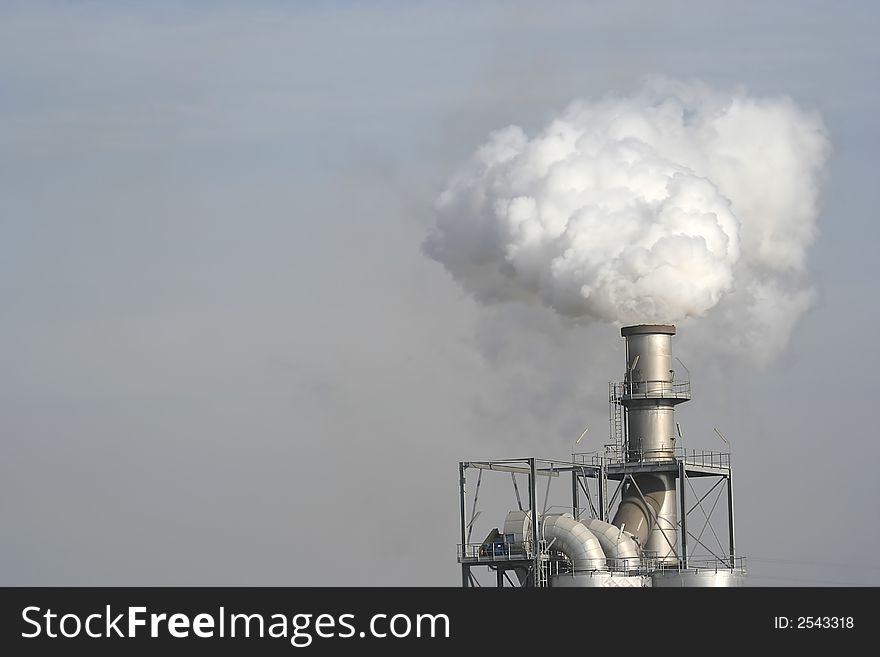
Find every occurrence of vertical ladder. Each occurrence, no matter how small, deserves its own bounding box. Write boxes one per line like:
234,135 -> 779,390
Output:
535,542 -> 549,588
609,382 -> 624,455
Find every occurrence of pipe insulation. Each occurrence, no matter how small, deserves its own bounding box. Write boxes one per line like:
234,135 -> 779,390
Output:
541,514 -> 606,572
580,518 -> 640,570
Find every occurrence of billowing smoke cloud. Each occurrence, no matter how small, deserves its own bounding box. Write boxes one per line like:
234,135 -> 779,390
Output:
425,78 -> 830,362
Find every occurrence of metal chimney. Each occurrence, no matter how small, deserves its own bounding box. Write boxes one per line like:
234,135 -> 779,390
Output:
611,324 -> 690,564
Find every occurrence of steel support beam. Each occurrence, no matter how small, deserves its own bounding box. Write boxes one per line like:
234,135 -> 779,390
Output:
529,458 -> 540,587
679,459 -> 688,569
466,469 -> 482,544
467,462 -> 559,477
728,469 -> 736,562
459,462 -> 467,588
578,476 -> 598,519
511,472 -> 523,512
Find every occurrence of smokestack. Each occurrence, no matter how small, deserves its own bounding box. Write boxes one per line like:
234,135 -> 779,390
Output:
611,324 -> 690,564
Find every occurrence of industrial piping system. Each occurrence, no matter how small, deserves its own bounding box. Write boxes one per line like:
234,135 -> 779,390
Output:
457,324 -> 747,587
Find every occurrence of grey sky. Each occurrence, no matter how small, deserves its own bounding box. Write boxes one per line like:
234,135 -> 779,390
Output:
1,1 -> 878,585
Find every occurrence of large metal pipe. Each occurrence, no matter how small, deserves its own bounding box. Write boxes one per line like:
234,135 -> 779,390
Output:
612,324 -> 687,564
581,517 -> 640,570
542,513 -> 606,572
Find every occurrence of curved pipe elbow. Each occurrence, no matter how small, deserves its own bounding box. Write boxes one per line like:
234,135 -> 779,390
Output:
581,518 -> 641,570
542,514 -> 606,572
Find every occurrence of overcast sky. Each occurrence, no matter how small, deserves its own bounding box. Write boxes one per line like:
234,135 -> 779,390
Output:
2,1 -> 878,586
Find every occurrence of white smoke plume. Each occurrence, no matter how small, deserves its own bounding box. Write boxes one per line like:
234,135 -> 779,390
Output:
425,79 -> 830,363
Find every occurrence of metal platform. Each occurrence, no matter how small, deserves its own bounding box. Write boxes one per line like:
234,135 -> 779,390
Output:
573,447 -> 732,478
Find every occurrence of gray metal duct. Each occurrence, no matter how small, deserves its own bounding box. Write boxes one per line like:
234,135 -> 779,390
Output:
503,510 -> 533,555
581,518 -> 640,570
501,510 -> 534,586
611,473 -> 675,548
541,513 -> 606,572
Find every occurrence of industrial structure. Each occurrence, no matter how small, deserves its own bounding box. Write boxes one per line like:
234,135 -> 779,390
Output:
457,324 -> 746,587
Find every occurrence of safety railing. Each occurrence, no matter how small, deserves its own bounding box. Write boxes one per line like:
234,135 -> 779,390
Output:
571,446 -> 730,469
680,448 -> 731,469
459,543 -> 745,574
659,555 -> 747,572
457,543 -> 529,563
610,380 -> 691,401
